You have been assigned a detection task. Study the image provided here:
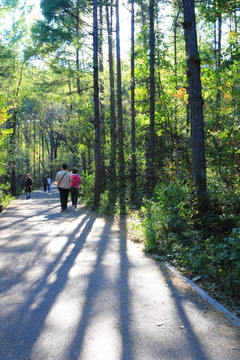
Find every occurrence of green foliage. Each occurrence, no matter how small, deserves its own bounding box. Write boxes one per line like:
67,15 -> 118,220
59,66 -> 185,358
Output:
98,184 -> 130,216
99,189 -> 117,215
184,229 -> 240,299
0,97 -> 13,204
0,182 -> 12,206
137,181 -> 192,251
79,172 -> 94,207
0,98 -> 12,175
129,178 -> 240,302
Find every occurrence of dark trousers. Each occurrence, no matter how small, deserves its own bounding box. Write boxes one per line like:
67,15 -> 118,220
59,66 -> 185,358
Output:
59,187 -> 69,210
71,188 -> 79,206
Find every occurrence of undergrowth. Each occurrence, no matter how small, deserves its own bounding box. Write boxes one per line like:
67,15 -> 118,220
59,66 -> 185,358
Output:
0,182 -> 13,209
128,179 -> 240,316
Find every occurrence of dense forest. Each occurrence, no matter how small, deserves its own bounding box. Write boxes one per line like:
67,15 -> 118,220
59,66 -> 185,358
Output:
0,0 -> 240,314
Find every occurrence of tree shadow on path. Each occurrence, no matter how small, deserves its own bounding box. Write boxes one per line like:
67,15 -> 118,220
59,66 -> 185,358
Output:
0,199 -> 96,359
1,186 -> 240,360
0,186 -> 134,360
68,215 -> 133,360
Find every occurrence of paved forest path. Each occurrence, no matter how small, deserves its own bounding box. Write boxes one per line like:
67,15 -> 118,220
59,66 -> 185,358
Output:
0,185 -> 240,360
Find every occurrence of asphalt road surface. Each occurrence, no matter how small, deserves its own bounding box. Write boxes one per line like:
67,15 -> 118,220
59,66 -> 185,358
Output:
0,185 -> 240,360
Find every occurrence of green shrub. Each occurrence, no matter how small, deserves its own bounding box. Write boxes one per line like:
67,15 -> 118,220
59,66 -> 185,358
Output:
128,179 -> 240,302
138,181 -> 192,252
79,172 -> 94,207
99,189 -> 118,215
0,182 -> 11,206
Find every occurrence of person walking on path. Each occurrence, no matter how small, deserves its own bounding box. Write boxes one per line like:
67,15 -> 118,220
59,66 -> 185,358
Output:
70,169 -> 81,208
55,164 -> 72,212
25,173 -> 33,199
47,176 -> 51,193
43,176 -> 48,193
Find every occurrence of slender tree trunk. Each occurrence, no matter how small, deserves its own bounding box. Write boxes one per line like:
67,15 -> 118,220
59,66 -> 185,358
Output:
140,0 -> 146,27
99,0 -> 106,189
229,11 -> 232,33
173,5 -> 180,165
106,1 -> 116,187
216,13 -> 222,110
234,11 -> 238,49
182,0 -> 207,212
33,117 -> 36,181
116,0 -> 126,213
50,130 -> 54,179
26,120 -> 30,173
148,0 -> 155,194
130,0 -> 137,204
87,136 -> 92,173
174,6 -> 180,111
38,135 -> 41,187
93,0 -> 101,208
42,131 -> 45,175
17,124 -> 20,187
217,13 -> 222,71
214,21 -> 217,70
10,112 -> 17,196
82,152 -> 87,173
76,0 -> 81,95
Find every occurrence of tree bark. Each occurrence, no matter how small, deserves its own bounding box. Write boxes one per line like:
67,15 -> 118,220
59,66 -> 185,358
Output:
140,0 -> 146,27
130,0 -> 137,204
182,0 -> 207,211
42,131 -> 45,175
216,13 -> 222,111
106,1 -> 116,187
99,0 -> 106,189
33,117 -> 36,181
116,0 -> 126,213
148,0 -> 155,194
76,0 -> 81,95
93,0 -> 101,208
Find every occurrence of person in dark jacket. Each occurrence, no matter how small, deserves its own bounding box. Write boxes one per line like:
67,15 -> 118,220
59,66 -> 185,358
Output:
25,173 -> 33,199
43,176 -> 48,193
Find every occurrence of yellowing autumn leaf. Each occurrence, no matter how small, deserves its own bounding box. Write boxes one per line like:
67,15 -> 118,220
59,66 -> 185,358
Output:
175,87 -> 186,99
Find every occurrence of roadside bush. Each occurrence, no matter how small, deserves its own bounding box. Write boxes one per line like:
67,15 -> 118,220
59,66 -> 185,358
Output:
0,181 -> 11,207
138,181 -> 192,252
79,172 -> 94,206
129,179 -> 240,304
99,189 -> 118,215
216,228 -> 240,297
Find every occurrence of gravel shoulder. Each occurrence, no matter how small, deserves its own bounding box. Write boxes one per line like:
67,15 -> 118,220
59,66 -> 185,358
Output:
0,185 -> 240,360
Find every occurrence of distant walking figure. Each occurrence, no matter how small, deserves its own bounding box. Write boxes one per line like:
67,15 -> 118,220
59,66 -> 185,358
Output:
70,169 -> 81,208
47,176 -> 51,193
43,176 -> 48,193
55,164 -> 72,212
25,173 -> 33,199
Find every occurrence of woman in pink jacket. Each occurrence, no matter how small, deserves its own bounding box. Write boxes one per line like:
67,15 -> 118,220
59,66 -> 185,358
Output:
70,169 -> 81,208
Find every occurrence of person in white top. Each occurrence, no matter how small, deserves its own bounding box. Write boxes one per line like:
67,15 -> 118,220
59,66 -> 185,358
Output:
55,164 -> 72,211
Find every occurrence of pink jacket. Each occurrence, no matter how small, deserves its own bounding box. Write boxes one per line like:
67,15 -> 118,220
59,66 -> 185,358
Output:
70,174 -> 81,188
